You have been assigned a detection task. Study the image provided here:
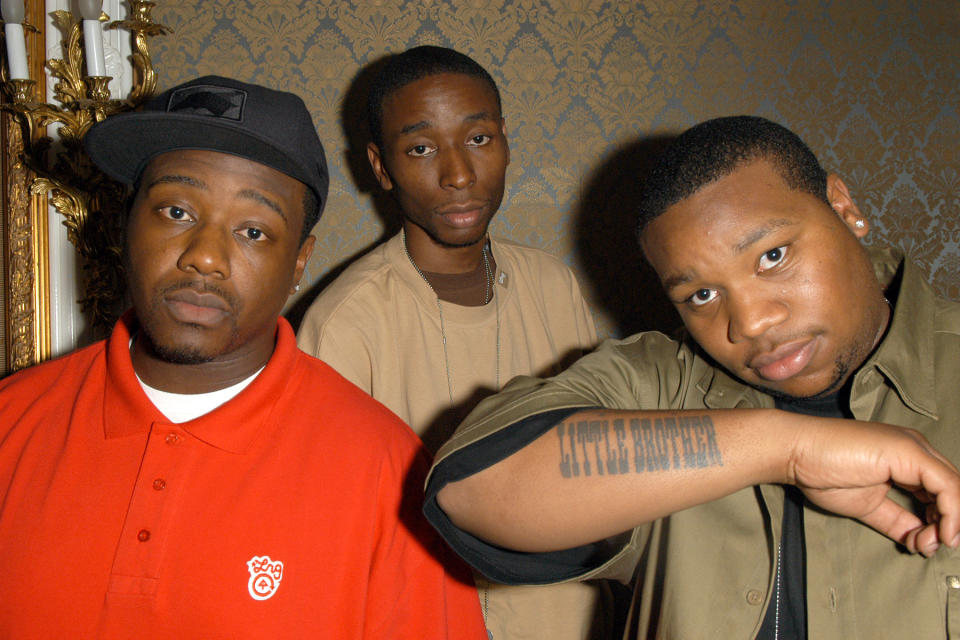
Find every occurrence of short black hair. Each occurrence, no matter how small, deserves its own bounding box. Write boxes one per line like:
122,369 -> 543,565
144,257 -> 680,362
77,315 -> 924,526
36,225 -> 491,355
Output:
636,116 -> 828,237
366,45 -> 502,149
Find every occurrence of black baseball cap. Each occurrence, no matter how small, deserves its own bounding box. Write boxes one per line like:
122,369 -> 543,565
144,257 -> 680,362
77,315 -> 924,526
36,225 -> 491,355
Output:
84,75 -> 329,215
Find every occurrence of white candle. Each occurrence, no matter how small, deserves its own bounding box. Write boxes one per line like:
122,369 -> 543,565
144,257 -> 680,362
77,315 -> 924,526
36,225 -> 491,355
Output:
1,0 -> 29,80
78,0 -> 105,77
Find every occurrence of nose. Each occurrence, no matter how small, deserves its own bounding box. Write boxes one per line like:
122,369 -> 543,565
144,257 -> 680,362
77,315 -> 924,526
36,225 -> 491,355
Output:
176,223 -> 231,279
727,288 -> 788,343
439,147 -> 476,190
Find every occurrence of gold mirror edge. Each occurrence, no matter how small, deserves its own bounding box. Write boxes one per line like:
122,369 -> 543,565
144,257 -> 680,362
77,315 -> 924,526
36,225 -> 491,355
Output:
30,189 -> 50,364
2,0 -> 48,375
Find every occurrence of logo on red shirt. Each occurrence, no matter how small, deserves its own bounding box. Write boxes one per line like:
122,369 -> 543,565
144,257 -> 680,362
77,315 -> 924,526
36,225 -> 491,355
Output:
247,555 -> 284,600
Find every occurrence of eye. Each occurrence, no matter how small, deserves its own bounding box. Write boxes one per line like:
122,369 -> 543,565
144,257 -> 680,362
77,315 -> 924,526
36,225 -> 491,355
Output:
467,134 -> 492,146
687,288 -> 718,307
758,246 -> 787,272
241,227 -> 265,241
407,144 -> 435,157
160,205 -> 191,221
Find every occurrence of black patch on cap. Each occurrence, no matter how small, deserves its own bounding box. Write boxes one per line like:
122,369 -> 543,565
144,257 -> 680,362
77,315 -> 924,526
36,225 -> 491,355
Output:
166,85 -> 246,121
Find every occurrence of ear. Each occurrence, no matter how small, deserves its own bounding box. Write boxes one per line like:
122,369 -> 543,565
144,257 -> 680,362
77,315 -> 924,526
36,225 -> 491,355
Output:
500,117 -> 510,167
290,235 -> 316,295
367,142 -> 394,191
826,174 -> 868,238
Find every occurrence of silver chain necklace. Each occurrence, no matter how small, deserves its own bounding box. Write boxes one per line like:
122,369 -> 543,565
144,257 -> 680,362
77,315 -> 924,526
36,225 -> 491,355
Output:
774,541 -> 782,640
402,230 -> 501,406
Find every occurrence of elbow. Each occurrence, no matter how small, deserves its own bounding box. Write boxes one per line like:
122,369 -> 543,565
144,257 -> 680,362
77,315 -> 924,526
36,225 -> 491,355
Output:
436,473 -> 530,549
435,473 -> 553,552
436,477 -> 484,531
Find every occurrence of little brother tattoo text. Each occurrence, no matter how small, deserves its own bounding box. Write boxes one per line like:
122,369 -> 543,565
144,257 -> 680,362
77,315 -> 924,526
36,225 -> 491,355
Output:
558,415 -> 723,478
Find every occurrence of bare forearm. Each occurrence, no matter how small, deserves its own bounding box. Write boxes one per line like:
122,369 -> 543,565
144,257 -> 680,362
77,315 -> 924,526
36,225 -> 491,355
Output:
438,407 -> 960,556
437,408 -> 790,552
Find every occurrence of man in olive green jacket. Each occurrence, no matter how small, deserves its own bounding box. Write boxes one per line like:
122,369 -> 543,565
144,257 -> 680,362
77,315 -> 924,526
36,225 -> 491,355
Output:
425,116 -> 960,639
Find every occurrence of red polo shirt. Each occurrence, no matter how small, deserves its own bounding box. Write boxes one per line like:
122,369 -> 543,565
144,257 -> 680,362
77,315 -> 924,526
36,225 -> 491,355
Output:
0,315 -> 485,639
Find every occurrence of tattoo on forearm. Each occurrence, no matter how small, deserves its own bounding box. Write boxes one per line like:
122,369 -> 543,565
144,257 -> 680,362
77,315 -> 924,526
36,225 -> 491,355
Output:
557,416 -> 723,478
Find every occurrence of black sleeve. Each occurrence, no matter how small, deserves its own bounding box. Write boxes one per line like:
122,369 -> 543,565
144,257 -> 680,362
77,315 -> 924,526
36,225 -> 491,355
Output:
423,407 -> 616,584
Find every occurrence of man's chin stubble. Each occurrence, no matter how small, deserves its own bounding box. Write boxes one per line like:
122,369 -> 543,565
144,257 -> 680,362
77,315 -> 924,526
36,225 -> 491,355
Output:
152,343 -> 214,366
746,357 -> 851,401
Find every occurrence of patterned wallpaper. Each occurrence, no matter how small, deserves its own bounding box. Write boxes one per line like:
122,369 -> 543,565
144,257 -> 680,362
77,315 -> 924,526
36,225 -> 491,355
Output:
151,0 -> 960,338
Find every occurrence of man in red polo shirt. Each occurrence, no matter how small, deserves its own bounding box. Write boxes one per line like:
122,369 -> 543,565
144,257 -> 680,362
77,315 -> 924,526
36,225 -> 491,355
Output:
0,75 -> 485,639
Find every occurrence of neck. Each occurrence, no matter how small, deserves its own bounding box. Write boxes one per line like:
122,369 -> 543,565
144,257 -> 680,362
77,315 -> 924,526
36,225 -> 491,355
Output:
130,333 -> 274,395
402,221 -> 486,273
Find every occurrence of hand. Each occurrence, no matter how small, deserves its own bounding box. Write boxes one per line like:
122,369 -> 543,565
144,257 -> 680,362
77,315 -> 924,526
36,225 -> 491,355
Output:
785,419 -> 960,557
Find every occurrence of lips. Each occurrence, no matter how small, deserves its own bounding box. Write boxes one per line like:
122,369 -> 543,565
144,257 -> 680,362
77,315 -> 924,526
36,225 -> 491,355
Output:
437,201 -> 487,229
164,288 -> 231,326
747,337 -> 819,382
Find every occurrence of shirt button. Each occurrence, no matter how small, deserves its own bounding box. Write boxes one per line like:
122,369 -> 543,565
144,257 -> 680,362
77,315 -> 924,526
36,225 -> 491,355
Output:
164,433 -> 181,445
152,478 -> 166,491
947,576 -> 960,590
746,589 -> 763,605
137,529 -> 151,542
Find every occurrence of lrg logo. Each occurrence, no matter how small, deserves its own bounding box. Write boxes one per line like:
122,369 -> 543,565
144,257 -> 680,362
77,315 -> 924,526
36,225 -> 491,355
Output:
247,555 -> 284,601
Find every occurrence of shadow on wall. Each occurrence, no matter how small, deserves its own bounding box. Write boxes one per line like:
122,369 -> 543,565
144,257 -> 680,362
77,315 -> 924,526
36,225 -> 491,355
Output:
287,55 -> 403,331
574,136 -> 683,339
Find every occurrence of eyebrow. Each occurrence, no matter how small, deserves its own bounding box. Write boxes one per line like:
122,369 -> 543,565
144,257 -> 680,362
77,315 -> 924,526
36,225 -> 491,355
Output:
659,218 -> 799,292
661,271 -> 694,292
144,174 -> 288,224
237,189 -> 287,224
145,174 -> 207,191
398,111 -> 497,136
733,218 -> 796,254
464,110 -> 496,123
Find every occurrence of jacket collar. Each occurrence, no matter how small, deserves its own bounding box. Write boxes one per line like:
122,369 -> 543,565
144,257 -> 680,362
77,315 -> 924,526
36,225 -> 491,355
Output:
854,247 -> 938,419
700,361 -> 770,409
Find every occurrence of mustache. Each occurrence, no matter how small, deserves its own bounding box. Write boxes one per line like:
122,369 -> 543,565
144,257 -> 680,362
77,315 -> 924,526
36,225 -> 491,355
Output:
158,280 -> 240,312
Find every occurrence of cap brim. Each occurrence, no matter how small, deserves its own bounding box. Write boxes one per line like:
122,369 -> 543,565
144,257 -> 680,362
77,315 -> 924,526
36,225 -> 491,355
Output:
84,111 -> 322,202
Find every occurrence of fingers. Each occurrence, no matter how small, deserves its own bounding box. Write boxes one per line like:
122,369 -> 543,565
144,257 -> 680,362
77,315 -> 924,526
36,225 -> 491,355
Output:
789,417 -> 960,556
858,496 -> 956,558
906,455 -> 960,550
878,429 -> 960,552
862,476 -> 960,557
936,485 -> 960,551
856,496 -> 924,550
903,523 -> 940,557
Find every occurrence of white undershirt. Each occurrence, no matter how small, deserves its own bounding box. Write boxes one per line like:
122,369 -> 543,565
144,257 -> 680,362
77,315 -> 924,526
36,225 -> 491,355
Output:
136,368 -> 263,424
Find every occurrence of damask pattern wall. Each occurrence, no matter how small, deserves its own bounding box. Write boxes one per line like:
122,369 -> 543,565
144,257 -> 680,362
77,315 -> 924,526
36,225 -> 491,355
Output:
151,1 -> 959,338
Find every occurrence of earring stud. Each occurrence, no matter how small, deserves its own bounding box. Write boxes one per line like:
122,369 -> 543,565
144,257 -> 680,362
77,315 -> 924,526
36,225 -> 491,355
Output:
855,220 -> 865,229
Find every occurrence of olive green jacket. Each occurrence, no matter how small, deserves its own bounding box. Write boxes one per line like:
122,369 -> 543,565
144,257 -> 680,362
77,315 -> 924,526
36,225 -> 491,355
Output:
426,249 -> 960,639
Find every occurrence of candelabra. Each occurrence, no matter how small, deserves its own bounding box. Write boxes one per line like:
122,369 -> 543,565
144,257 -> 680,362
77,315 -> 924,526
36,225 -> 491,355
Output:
1,0 -> 169,372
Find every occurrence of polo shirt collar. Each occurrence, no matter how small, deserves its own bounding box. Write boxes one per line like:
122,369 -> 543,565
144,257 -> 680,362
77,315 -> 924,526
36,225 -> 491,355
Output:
103,311 -> 300,453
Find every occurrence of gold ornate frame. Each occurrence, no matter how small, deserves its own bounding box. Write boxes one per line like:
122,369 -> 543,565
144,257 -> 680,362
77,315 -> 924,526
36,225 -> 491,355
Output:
1,0 -> 167,376
2,0 -> 49,375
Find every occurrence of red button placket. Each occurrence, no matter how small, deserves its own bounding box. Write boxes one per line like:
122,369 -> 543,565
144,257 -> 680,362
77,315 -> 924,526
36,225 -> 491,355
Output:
106,423 -> 193,597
